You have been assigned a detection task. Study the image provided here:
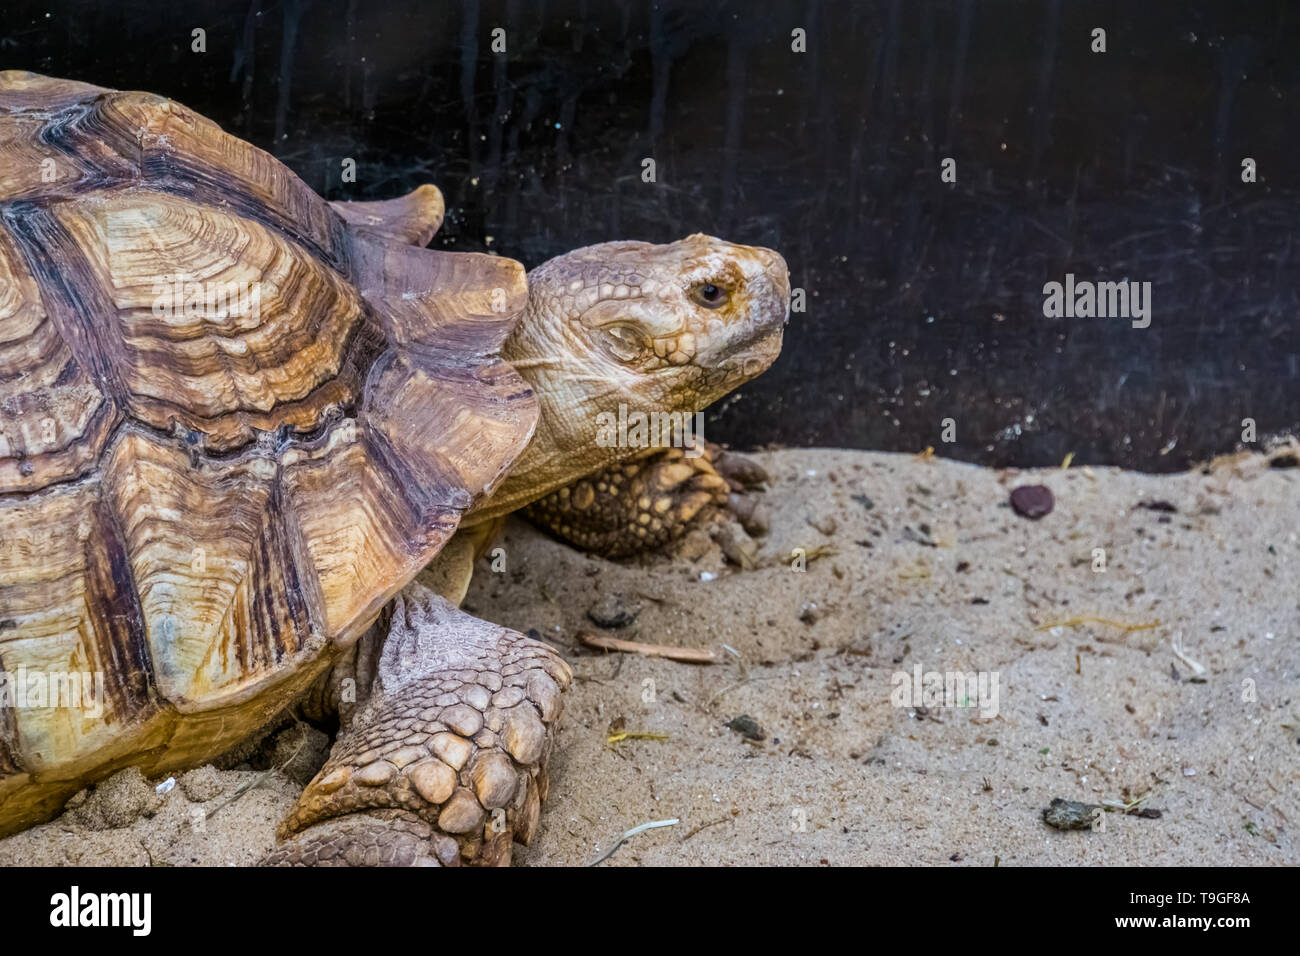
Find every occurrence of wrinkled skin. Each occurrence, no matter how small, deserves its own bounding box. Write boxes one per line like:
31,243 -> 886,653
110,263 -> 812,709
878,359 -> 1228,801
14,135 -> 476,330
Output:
272,233 -> 790,866
468,233 -> 790,522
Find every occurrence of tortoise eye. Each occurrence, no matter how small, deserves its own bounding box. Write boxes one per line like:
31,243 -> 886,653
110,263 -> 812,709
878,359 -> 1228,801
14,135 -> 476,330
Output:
691,281 -> 729,309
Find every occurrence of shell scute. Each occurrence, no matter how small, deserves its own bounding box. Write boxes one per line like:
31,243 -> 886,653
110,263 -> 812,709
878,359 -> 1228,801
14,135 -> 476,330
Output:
0,72 -> 541,835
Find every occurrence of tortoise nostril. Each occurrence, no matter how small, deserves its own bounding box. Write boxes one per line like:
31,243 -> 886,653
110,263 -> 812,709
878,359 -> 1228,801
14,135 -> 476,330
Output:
755,246 -> 788,274
752,248 -> 791,305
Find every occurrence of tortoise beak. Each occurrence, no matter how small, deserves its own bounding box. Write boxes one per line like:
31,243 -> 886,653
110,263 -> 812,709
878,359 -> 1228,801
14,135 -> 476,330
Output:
752,245 -> 791,327
741,242 -> 791,337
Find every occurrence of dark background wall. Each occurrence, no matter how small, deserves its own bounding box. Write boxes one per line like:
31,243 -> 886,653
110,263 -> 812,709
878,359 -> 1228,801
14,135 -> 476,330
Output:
4,0 -> 1298,470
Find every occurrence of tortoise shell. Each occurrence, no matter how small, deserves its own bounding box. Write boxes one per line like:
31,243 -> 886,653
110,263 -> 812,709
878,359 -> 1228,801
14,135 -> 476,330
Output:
0,72 -> 538,834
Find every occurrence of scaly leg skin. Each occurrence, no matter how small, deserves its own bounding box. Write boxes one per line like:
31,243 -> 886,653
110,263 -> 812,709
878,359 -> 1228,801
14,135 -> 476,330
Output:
522,442 -> 770,558
263,582 -> 570,867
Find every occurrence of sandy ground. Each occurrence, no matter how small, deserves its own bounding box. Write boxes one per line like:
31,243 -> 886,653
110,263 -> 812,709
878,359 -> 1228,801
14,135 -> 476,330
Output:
2,446 -> 1296,866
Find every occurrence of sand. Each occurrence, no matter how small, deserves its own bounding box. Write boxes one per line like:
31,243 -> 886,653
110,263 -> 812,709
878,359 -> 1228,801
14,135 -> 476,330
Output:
2,447 -> 1296,866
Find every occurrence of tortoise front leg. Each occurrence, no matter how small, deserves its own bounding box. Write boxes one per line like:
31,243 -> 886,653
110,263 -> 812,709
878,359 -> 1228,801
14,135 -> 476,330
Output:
263,582 -> 570,867
522,442 -> 770,558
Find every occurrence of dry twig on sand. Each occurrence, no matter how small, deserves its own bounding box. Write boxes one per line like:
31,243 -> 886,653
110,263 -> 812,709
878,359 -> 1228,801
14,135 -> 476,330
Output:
1035,616 -> 1160,633
578,631 -> 719,663
588,819 -> 680,866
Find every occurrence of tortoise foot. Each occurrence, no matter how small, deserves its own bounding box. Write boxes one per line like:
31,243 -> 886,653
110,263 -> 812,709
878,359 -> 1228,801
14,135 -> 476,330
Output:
523,444 -> 736,557
525,443 -> 772,557
263,809 -> 456,866
265,583 -> 570,867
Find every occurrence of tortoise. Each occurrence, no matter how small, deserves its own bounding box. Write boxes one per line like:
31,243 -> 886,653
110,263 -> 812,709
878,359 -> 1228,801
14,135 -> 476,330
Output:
0,71 -> 789,865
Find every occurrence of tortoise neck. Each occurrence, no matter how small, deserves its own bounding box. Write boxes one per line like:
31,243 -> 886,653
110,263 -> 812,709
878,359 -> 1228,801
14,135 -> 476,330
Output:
462,301 -> 623,524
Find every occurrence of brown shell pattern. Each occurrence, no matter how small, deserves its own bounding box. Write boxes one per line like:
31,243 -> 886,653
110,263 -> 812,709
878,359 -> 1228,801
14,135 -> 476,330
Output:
0,72 -> 538,830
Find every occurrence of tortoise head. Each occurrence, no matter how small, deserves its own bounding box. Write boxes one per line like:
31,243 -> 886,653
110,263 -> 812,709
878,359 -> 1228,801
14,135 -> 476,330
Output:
477,234 -> 788,518
508,233 -> 788,412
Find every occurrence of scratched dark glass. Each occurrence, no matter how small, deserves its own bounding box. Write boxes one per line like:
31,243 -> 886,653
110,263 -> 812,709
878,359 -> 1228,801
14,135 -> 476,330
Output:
2,0 -> 1295,468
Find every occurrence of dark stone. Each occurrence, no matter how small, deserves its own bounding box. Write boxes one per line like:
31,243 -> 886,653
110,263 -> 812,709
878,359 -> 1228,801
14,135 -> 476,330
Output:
1042,797 -> 1102,831
587,594 -> 641,629
1137,499 -> 1178,513
1010,485 -> 1054,519
726,715 -> 765,741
